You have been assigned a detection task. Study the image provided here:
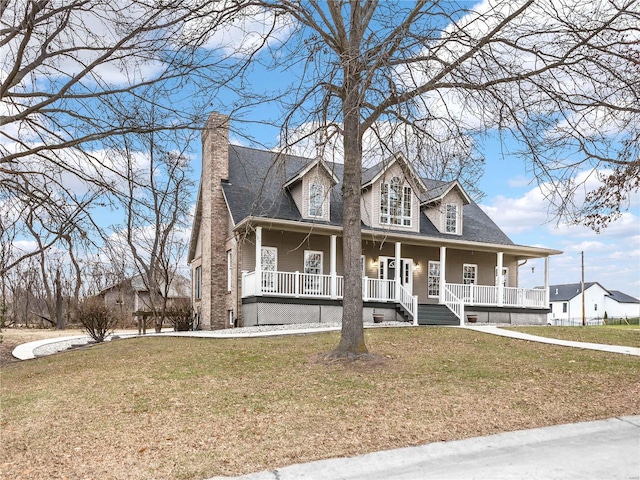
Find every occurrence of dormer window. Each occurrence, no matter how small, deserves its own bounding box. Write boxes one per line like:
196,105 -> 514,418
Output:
309,182 -> 324,217
380,177 -> 412,226
445,203 -> 458,234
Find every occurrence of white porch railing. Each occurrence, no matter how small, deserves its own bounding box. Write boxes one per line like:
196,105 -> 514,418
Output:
504,286 -> 546,308
241,273 -> 547,324
253,271 -> 335,298
363,277 -> 395,301
443,284 -> 464,323
443,282 -> 547,324
242,271 -> 416,320
445,283 -> 546,308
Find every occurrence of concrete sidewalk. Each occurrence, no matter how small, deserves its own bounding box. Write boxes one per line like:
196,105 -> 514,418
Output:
463,325 -> 640,356
208,416 -> 640,480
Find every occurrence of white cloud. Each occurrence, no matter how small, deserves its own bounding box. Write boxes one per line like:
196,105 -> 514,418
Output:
481,187 -> 550,234
562,241 -> 607,253
183,5 -> 292,57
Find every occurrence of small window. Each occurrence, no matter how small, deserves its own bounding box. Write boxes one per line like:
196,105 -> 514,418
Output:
445,203 -> 458,234
195,266 -> 202,300
428,261 -> 440,298
562,302 -> 567,313
360,255 -> 366,277
226,250 -> 232,292
594,304 -> 597,311
309,182 -> 324,217
463,264 -> 477,285
228,310 -> 234,326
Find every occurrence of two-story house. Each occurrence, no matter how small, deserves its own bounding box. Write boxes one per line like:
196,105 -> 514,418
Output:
188,112 -> 561,330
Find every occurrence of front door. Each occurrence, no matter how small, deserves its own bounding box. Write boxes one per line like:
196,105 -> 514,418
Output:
379,257 -> 413,294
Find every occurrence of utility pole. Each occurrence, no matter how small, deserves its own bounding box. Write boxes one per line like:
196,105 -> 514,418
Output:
581,251 -> 585,326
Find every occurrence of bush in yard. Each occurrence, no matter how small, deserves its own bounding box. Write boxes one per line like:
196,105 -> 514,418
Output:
77,297 -> 118,342
166,299 -> 193,331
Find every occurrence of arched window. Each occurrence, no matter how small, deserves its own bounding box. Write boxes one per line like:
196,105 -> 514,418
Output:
380,177 -> 412,226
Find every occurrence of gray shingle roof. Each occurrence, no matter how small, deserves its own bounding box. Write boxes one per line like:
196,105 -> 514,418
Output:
607,290 -> 640,304
548,283 -> 639,304
222,145 -> 514,246
548,282 -> 600,301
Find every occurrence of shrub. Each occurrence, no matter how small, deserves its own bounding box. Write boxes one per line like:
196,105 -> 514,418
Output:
77,297 -> 118,342
166,299 -> 193,332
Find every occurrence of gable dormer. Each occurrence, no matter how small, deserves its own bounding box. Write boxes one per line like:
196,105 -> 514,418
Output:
284,159 -> 338,222
361,153 -> 427,232
422,180 -> 471,235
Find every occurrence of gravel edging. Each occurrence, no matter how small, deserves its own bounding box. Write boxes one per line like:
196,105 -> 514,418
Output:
209,321 -> 411,335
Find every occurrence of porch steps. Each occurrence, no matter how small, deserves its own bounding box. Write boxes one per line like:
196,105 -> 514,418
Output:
395,303 -> 412,322
417,304 -> 459,326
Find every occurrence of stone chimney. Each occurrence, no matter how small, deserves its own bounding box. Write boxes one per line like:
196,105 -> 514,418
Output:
200,112 -> 230,330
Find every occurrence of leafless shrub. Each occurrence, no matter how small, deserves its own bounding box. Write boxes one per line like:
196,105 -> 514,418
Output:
76,297 -> 118,343
166,299 -> 193,332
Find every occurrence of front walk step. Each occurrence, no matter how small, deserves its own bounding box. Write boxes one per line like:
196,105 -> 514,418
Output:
417,304 -> 459,326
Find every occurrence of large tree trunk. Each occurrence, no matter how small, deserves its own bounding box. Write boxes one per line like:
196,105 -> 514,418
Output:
330,82 -> 368,357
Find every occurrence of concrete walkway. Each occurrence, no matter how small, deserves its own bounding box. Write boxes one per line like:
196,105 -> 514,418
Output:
12,323 -> 640,360
463,325 -> 640,356
207,416 -> 640,480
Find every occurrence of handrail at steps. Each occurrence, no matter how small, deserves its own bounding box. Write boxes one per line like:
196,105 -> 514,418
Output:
397,282 -> 416,320
443,284 -> 464,325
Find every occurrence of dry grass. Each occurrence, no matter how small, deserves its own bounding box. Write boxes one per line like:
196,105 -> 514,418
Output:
1,327 -> 639,480
507,325 -> 640,348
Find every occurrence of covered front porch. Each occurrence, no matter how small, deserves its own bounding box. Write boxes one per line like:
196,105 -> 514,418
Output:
240,226 -> 553,325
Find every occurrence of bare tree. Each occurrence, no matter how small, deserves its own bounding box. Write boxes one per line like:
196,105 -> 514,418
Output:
105,109 -> 194,333
1,0 -> 249,273
216,0 -> 639,357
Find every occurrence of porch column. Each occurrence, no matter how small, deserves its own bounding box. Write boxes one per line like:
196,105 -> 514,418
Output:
497,251 -> 504,307
330,235 -> 337,299
544,256 -> 550,306
255,226 -> 262,296
395,242 -> 401,301
439,246 -> 446,304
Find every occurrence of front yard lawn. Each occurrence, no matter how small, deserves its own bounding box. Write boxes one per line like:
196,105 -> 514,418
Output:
1,327 -> 638,480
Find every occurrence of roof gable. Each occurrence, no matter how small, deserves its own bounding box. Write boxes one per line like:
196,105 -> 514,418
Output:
422,180 -> 471,206
362,153 -> 428,195
283,158 -> 339,189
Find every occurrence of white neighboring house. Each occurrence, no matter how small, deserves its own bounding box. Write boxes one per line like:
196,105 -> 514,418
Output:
548,282 -> 640,325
